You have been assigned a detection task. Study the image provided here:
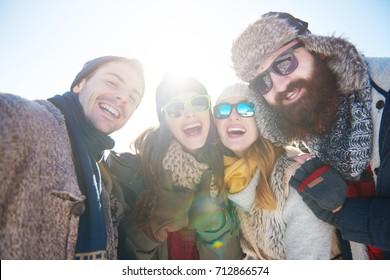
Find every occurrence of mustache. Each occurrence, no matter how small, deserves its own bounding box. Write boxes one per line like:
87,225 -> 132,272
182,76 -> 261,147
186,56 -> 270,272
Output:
275,79 -> 308,103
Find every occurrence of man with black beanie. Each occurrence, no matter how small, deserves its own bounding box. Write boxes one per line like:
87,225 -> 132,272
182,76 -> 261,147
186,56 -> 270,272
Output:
0,55 -> 145,259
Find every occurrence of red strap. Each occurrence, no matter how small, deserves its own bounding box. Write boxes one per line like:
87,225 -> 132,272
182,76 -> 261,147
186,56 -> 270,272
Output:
298,165 -> 330,192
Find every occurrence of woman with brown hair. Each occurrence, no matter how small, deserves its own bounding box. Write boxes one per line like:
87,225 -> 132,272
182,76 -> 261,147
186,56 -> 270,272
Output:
112,75 -> 242,260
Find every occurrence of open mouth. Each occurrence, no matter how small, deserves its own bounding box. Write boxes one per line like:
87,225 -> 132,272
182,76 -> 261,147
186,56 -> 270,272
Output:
99,103 -> 119,119
183,122 -> 202,137
284,88 -> 303,104
227,127 -> 246,137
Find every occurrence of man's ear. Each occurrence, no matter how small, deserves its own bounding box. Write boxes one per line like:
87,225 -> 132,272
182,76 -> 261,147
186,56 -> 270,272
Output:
72,78 -> 86,94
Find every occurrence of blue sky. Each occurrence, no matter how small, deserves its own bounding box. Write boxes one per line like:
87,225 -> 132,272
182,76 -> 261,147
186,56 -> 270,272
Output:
1,0 -> 389,151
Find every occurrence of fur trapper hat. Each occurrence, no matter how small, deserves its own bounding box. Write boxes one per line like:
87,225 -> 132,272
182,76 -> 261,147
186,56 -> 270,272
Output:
231,11 -> 366,95
216,83 -> 250,105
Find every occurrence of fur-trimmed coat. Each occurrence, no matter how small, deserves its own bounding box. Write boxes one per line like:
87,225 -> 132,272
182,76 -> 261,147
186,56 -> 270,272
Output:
0,93 -> 116,259
229,149 -> 337,259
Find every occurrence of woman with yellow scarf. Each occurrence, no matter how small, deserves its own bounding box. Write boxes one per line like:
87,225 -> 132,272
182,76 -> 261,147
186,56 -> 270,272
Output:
214,83 -> 338,259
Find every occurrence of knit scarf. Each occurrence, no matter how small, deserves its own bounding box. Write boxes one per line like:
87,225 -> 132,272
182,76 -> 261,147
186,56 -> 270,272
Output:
307,78 -> 372,181
162,140 -> 211,260
224,155 -> 257,194
163,141 -> 209,190
254,73 -> 372,182
48,92 -> 115,259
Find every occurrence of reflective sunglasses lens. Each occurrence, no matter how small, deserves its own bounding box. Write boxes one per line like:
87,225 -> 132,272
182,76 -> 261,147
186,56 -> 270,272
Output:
191,96 -> 210,111
165,102 -> 184,118
249,47 -> 299,96
236,102 -> 255,117
215,104 -> 232,119
251,73 -> 272,96
272,52 -> 298,75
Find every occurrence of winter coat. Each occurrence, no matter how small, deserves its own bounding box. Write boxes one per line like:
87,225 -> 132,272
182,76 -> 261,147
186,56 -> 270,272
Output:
105,151 -> 243,260
131,173 -> 242,260
340,57 -> 390,255
0,94 -> 116,259
229,149 -> 338,259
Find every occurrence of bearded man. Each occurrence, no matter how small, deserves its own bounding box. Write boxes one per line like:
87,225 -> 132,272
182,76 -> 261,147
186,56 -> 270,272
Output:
231,12 -> 390,259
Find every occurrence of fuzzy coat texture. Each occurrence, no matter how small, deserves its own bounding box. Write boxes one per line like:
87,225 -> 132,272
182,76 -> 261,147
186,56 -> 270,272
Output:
0,94 -> 116,259
229,148 -> 337,260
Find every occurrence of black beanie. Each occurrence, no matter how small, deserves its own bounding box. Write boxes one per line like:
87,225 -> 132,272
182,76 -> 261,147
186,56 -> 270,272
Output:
155,74 -> 209,122
70,56 -> 144,92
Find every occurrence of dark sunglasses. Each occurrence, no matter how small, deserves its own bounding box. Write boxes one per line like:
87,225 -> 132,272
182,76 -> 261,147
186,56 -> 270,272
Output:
249,42 -> 304,96
214,101 -> 255,119
161,95 -> 211,119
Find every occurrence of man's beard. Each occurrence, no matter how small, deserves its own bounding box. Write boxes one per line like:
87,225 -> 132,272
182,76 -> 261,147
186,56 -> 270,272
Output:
271,56 -> 340,140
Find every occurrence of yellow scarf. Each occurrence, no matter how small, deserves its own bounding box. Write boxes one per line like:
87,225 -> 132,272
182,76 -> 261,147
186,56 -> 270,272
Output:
223,155 -> 257,194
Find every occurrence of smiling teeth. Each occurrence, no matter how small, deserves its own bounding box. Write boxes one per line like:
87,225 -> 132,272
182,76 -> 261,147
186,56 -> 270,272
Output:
100,103 -> 119,118
286,89 -> 297,99
183,122 -> 201,130
227,127 -> 246,133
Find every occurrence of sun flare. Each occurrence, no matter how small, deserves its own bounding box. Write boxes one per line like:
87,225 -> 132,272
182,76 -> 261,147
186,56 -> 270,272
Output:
113,22 -> 224,152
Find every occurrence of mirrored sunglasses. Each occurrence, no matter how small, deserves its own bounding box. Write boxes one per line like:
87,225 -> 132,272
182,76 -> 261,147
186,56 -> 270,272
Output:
214,101 -> 255,119
249,42 -> 304,96
161,95 -> 211,119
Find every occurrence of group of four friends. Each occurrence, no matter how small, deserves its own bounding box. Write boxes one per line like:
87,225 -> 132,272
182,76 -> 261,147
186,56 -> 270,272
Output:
1,12 -> 389,260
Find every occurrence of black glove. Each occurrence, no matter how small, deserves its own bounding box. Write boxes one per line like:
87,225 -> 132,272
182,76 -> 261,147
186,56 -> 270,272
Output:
289,157 -> 348,211
301,193 -> 341,228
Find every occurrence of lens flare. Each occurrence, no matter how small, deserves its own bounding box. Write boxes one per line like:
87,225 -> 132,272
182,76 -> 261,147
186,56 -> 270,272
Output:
211,240 -> 224,250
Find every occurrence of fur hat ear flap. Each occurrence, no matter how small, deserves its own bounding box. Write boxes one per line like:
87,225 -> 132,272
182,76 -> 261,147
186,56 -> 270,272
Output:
301,36 -> 367,95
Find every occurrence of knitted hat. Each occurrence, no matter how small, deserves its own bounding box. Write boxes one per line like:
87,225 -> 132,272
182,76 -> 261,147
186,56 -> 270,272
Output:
70,56 -> 145,93
231,11 -> 366,95
156,74 -> 208,122
216,83 -> 251,105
